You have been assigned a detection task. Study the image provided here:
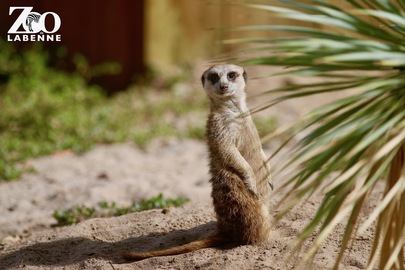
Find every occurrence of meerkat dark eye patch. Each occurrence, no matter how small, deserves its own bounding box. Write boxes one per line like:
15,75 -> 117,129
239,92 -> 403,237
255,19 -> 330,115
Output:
207,72 -> 220,84
227,71 -> 238,81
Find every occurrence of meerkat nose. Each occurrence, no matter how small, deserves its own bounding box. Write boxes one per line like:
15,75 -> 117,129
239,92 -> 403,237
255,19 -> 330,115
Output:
220,84 -> 228,92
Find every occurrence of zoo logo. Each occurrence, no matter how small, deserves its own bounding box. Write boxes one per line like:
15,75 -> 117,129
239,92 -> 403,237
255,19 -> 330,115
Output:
8,7 -> 61,34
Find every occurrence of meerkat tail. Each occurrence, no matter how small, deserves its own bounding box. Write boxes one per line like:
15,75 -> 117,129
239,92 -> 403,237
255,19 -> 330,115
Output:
122,235 -> 227,261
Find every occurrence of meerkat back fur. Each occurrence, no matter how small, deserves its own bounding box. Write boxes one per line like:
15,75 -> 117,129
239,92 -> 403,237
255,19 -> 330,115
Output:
123,64 -> 272,261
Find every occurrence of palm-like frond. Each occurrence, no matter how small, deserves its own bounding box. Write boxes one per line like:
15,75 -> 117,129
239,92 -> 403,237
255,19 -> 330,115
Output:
233,0 -> 405,269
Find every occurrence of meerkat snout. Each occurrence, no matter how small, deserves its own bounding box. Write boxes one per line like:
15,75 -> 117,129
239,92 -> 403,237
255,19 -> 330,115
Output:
219,83 -> 228,94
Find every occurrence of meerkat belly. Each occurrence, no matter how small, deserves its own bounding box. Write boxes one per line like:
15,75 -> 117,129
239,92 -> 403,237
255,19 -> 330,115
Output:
236,127 -> 271,197
210,169 -> 270,244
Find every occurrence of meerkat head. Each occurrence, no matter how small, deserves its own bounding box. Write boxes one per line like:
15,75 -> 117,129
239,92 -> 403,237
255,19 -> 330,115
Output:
201,64 -> 247,100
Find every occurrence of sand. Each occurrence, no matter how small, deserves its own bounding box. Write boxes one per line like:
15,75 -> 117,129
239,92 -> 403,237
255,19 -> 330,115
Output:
0,138 -> 381,270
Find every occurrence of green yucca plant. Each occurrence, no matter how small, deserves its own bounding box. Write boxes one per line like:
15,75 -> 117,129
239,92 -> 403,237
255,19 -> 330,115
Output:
231,0 -> 405,269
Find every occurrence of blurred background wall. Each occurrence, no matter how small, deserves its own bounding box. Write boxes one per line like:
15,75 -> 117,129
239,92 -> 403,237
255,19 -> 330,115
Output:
0,0 -> 352,92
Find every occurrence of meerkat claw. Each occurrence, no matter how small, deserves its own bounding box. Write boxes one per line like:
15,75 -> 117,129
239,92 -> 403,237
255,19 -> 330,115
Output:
269,181 -> 274,191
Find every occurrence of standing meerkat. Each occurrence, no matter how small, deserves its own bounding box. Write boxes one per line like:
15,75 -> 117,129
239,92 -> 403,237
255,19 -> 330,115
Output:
123,64 -> 273,261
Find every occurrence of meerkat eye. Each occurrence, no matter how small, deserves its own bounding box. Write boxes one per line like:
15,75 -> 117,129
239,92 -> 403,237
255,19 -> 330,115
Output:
227,72 -> 238,81
208,73 -> 219,84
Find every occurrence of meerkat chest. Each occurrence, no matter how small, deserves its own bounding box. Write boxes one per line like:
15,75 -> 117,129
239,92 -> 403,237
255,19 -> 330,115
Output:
235,120 -> 262,158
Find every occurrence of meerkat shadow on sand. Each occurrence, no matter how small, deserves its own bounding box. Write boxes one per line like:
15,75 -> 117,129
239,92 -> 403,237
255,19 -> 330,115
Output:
0,222 -> 235,268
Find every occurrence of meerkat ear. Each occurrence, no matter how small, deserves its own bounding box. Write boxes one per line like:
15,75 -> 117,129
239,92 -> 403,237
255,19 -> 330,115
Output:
243,70 -> 247,83
201,73 -> 205,87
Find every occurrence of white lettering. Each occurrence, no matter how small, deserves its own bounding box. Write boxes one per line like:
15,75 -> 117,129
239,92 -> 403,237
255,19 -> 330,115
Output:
6,34 -> 61,42
40,12 -> 61,33
8,7 -> 62,38
8,7 -> 33,34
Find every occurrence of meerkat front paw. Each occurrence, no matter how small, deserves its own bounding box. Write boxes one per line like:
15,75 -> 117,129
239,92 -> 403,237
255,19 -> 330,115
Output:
243,175 -> 259,199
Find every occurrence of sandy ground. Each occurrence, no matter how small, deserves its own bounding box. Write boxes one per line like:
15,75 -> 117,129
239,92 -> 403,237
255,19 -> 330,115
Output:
0,139 -> 382,270
0,66 -> 385,269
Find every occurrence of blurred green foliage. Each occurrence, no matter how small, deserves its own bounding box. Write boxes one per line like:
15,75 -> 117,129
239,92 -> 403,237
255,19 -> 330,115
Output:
0,40 -> 207,182
53,193 -> 189,226
254,116 -> 278,139
0,40 -> 107,180
53,205 -> 96,226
